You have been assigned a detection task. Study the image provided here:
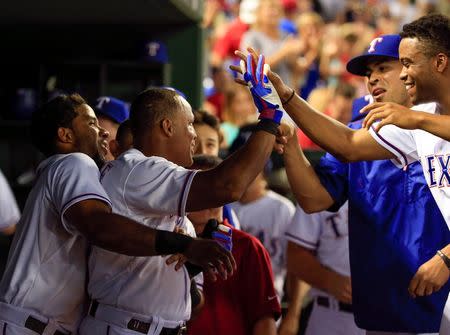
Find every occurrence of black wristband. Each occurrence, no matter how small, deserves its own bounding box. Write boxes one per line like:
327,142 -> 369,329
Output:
255,119 -> 279,136
281,88 -> 296,105
437,250 -> 450,270
154,230 -> 193,255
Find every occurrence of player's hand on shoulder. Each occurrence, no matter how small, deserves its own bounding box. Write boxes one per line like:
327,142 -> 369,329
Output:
182,237 -> 236,282
361,102 -> 419,132
408,254 -> 450,298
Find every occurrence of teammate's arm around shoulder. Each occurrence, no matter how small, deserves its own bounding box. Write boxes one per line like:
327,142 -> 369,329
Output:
64,200 -> 236,279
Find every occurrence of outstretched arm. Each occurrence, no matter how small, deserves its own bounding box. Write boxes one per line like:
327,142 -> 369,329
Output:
66,199 -> 236,279
232,49 -> 394,163
362,102 -> 450,141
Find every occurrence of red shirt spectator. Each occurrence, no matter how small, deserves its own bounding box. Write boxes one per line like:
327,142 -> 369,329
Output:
187,225 -> 281,335
212,18 -> 249,64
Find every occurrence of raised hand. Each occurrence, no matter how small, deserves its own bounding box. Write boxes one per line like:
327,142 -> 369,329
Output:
231,47 -> 295,105
240,53 -> 284,124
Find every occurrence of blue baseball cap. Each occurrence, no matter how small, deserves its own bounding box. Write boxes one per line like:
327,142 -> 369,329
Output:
95,96 -> 130,124
346,34 -> 401,76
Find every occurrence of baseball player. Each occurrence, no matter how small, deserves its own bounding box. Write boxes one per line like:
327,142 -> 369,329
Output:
187,155 -> 281,335
94,96 -> 130,161
0,169 -> 20,235
230,171 -> 295,300
234,15 -> 450,334
80,60 -> 293,335
286,203 -> 365,335
0,94 -> 235,335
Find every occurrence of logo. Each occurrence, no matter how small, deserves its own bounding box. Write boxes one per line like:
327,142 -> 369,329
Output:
368,37 -> 383,53
96,96 -> 110,109
426,154 -> 450,188
268,295 -> 277,301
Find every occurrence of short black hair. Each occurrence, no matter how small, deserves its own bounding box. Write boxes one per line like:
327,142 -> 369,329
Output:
129,88 -> 179,142
31,93 -> 86,157
401,14 -> 450,57
193,109 -> 224,144
192,154 -> 223,170
116,119 -> 132,147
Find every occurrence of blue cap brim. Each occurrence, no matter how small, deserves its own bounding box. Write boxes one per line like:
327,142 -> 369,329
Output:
346,54 -> 398,76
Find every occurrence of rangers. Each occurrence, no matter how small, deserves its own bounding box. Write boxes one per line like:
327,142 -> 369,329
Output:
0,94 -> 235,335
80,56 -> 293,335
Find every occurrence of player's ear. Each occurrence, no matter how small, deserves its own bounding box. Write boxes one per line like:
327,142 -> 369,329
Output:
435,53 -> 448,73
160,118 -> 174,137
57,127 -> 75,144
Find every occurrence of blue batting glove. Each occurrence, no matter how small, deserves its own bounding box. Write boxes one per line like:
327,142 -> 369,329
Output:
212,224 -> 233,252
242,54 -> 284,124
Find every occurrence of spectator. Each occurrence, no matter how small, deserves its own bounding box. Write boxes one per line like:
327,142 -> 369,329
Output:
187,154 -> 281,335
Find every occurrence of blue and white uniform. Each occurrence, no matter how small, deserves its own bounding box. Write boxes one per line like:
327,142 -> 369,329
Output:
315,103 -> 449,333
368,103 -> 450,334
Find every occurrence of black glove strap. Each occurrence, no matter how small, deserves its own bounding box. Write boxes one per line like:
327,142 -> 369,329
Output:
255,119 -> 279,136
154,230 -> 193,255
437,250 -> 450,270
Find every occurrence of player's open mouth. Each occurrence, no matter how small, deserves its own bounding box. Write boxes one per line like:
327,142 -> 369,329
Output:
404,82 -> 415,96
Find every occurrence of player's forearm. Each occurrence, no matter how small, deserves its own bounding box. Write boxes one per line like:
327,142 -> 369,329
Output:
285,273 -> 309,318
287,242 -> 340,294
282,94 -> 357,160
416,113 -> 450,142
253,316 -> 277,335
67,201 -> 193,257
284,140 -> 334,213
187,130 -> 275,211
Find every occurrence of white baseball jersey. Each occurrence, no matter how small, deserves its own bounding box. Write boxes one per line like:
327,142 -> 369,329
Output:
286,202 -> 350,297
231,190 -> 295,298
368,103 -> 450,230
0,170 -> 20,230
89,148 -> 198,322
0,153 -> 111,332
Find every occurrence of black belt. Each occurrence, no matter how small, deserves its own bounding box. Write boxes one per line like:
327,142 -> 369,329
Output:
316,296 -> 353,313
89,300 -> 187,335
24,316 -> 69,335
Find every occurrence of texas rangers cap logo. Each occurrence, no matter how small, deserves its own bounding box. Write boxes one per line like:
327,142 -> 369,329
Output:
368,37 -> 383,53
346,34 -> 401,76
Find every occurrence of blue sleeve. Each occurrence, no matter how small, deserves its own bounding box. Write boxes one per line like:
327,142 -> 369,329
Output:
314,153 -> 349,212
